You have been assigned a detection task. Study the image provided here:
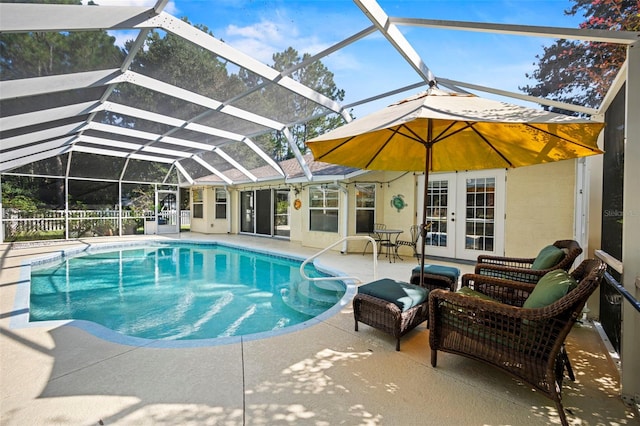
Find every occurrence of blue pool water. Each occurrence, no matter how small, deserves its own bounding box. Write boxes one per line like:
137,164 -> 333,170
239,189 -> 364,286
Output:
29,243 -> 346,342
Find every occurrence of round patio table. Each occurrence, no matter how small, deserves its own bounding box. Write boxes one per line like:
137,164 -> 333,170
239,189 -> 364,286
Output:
376,229 -> 403,263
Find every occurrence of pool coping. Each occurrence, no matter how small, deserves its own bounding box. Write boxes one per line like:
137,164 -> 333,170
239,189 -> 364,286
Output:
11,238 -> 357,348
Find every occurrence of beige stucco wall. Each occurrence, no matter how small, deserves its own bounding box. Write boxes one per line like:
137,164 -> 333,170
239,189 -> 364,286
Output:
215,180 -> 418,250
189,187 -> 231,234
193,161 -> 585,261
378,172 -> 419,258
504,160 -> 578,258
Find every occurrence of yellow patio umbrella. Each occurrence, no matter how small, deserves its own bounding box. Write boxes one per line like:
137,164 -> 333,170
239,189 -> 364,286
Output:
306,87 -> 604,282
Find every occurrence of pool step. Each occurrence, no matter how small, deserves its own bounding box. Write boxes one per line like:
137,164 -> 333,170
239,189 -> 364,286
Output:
280,280 -> 345,317
312,279 -> 346,294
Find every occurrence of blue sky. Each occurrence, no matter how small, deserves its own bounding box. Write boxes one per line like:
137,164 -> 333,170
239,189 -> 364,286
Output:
90,0 -> 585,116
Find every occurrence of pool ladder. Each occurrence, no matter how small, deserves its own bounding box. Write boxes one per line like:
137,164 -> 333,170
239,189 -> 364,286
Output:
299,236 -> 378,284
278,236 -> 378,316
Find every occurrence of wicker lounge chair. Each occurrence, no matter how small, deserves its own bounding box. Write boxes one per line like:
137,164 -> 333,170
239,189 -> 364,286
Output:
429,259 -> 606,426
473,239 -> 582,284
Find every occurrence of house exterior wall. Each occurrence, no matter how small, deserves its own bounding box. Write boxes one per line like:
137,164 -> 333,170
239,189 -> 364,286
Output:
377,172 -> 418,258
194,163 -> 581,260
190,187 -> 231,234
504,160 -> 577,257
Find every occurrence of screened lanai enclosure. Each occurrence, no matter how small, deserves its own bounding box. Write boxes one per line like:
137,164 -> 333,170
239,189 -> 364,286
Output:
1,0 -> 636,242
1,0 -> 640,411
1,1 -> 355,241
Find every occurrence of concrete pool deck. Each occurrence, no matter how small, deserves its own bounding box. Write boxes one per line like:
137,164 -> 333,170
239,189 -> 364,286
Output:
1,233 -> 636,425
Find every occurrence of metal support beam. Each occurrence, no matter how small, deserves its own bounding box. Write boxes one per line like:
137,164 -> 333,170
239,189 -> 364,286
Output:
281,127 -> 313,181
390,17 -> 639,45
191,156 -> 233,185
621,40 -> 640,407
354,0 -> 436,85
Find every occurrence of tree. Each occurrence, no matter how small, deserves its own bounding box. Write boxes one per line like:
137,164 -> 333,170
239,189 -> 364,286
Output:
112,19 -> 261,173
1,14 -> 124,210
0,1 -> 124,80
239,47 -> 347,161
520,0 -> 639,114
117,20 -> 238,120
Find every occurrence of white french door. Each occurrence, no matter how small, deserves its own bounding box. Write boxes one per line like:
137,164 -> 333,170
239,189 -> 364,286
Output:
417,170 -> 505,261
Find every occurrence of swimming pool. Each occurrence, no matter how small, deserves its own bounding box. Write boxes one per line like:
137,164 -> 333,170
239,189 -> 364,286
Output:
23,241 -> 351,347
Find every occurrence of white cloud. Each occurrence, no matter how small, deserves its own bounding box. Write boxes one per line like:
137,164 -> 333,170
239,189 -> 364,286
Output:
222,17 -> 298,64
226,21 -> 288,45
109,30 -> 142,48
218,9 -> 359,70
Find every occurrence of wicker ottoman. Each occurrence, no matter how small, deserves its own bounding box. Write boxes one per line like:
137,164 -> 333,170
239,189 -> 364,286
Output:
410,264 -> 460,291
353,278 -> 429,351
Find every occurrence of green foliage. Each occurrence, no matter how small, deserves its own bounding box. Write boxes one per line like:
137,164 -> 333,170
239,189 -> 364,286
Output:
4,195 -> 38,211
1,10 -> 348,193
259,47 -> 347,161
520,0 -> 639,114
2,176 -> 42,210
0,12 -> 124,80
114,19 -> 238,128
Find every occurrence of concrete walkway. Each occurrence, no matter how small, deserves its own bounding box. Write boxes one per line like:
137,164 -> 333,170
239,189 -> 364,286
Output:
1,234 -> 636,425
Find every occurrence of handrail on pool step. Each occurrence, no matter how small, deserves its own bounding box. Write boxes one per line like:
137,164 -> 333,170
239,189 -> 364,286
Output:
299,236 -> 378,284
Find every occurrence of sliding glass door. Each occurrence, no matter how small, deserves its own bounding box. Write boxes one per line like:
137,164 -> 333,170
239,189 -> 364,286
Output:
240,189 -> 290,238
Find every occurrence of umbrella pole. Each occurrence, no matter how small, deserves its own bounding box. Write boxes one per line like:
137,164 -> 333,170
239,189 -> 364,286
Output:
419,123 -> 433,288
419,150 -> 430,287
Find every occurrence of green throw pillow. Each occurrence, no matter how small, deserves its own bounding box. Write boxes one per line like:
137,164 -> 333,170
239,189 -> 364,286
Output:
457,286 -> 497,302
523,269 -> 578,309
531,245 -> 565,270
358,279 -> 429,312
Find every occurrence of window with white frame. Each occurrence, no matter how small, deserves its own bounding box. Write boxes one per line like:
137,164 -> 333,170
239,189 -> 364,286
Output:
355,183 -> 376,233
309,185 -> 339,232
215,188 -> 227,219
192,188 -> 203,219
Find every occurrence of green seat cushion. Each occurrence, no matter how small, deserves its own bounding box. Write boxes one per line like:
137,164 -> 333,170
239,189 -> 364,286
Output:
358,278 -> 429,312
523,269 -> 578,309
411,264 -> 460,282
531,245 -> 566,270
457,286 -> 498,302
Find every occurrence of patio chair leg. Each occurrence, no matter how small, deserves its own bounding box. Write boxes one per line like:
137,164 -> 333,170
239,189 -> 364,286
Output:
556,400 -> 569,426
362,241 -> 370,256
562,345 -> 575,381
396,338 -> 401,351
431,349 -> 437,367
355,320 -> 359,332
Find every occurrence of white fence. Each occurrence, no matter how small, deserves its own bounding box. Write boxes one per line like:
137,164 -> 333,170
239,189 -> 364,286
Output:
2,209 -> 191,241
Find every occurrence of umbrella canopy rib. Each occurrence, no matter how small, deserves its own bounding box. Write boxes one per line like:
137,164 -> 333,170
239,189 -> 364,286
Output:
393,123 -> 428,145
526,123 -> 604,151
367,128 -> 405,169
315,135 -> 358,160
468,123 -> 515,168
431,121 -> 472,145
430,120 -> 463,144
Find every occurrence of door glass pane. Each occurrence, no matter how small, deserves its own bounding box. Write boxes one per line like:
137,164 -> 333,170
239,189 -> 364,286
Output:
256,190 -> 271,235
240,191 -> 254,233
274,190 -> 290,237
355,183 -> 375,233
465,178 -> 495,251
426,180 -> 448,247
158,192 -> 177,229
